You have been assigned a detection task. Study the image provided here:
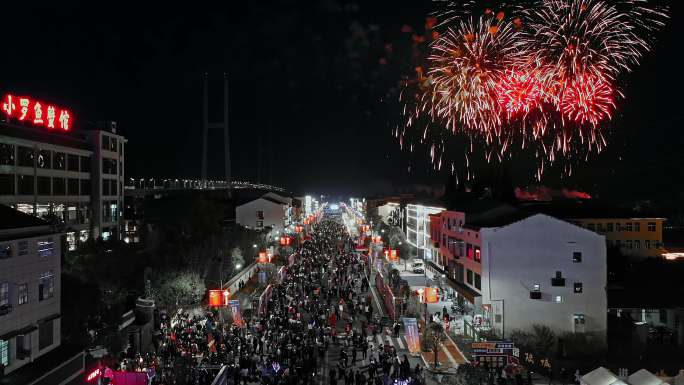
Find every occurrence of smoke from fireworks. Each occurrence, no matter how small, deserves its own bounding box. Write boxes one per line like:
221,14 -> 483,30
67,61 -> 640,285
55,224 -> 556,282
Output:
399,0 -> 667,180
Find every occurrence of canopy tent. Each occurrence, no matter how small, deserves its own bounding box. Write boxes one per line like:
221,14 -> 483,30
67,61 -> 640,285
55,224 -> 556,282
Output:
628,369 -> 667,385
581,367 -> 628,385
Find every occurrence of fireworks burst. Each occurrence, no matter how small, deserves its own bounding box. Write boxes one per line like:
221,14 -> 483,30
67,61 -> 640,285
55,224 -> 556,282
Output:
397,0 -> 667,181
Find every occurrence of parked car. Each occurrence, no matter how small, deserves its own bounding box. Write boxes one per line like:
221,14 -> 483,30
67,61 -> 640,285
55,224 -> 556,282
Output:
412,265 -> 425,274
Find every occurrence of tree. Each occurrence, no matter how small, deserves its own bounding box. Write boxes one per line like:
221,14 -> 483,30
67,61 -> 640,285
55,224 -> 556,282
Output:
152,270 -> 206,314
387,225 -> 412,269
423,322 -> 446,368
531,324 -> 556,357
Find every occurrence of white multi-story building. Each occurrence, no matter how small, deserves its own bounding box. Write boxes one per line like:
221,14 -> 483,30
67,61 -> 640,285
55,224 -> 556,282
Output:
431,204 -> 607,339
405,202 -> 444,262
0,205 -> 84,382
0,96 -> 126,249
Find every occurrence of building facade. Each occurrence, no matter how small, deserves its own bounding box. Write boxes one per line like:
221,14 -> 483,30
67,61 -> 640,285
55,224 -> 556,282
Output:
0,101 -> 126,248
235,194 -> 290,234
430,205 -> 607,339
0,205 -> 84,382
406,203 -> 444,263
569,218 -> 665,258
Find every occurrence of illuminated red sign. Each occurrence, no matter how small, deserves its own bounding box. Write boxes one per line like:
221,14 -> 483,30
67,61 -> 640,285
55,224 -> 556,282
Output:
208,289 -> 230,307
2,93 -> 72,131
279,236 -> 292,246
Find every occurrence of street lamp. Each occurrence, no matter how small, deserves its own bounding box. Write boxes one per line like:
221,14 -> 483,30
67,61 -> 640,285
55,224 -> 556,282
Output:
252,244 -> 257,248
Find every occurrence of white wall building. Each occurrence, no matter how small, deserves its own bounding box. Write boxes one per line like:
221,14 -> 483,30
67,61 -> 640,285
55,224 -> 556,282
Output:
479,214 -> 607,338
0,205 -> 84,382
235,194 -> 288,234
406,203 -> 444,262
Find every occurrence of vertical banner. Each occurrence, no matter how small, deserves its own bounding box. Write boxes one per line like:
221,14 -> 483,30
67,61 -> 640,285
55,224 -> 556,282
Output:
259,285 -> 273,316
288,253 -> 296,267
278,266 -> 287,283
402,318 -> 421,355
229,299 -> 243,327
258,271 -> 268,284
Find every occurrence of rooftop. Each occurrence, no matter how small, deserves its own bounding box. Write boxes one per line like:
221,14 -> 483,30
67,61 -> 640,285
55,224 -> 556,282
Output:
0,204 -> 49,231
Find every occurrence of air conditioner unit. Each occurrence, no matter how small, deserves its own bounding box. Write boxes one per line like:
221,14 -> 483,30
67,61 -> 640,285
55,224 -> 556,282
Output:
551,278 -> 566,287
0,304 -> 11,315
530,291 -> 542,300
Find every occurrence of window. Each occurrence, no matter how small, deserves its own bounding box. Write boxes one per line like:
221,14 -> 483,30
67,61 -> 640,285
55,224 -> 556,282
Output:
39,271 -> 54,300
53,152 -> 66,170
596,223 -> 604,232
53,177 -> 65,195
102,158 -> 117,174
37,149 -> 51,169
614,240 -> 621,248
555,295 -> 563,303
552,271 -> 565,287
256,220 -> 264,228
80,179 -> 91,195
625,240 -> 633,249
68,178 -> 79,195
0,339 -> 8,367
474,273 -> 481,290
18,284 -> 28,305
37,238 -> 55,257
634,240 -> 640,249
80,156 -> 91,173
0,283 -> 9,306
607,223 -> 614,232
257,211 -> 264,219
0,244 -> 10,259
18,241 -> 28,256
572,251 -> 582,263
645,240 -> 651,249
16,334 -> 30,360
587,223 -> 595,231
615,223 -> 621,232
533,283 -> 540,291
102,135 -> 110,150
0,143 -> 15,165
39,320 -> 54,350
648,222 -> 656,232
110,179 -> 117,195
659,309 -> 667,324
37,176 -> 51,195
634,222 -> 640,232
18,175 -> 34,195
466,269 -> 473,285
67,154 -> 79,171
17,146 -> 35,167
0,174 -> 14,195
625,223 -> 633,232
109,137 -> 118,152
474,247 -> 481,262
574,282 -> 583,293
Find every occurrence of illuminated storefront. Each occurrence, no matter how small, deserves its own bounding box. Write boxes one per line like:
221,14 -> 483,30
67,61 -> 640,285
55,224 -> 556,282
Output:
0,92 -> 127,244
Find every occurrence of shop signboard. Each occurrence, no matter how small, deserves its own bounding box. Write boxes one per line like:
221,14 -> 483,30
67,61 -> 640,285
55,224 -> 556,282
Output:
471,341 -> 520,368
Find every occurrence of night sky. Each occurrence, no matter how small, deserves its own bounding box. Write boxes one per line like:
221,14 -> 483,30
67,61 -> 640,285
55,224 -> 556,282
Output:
1,1 -> 681,198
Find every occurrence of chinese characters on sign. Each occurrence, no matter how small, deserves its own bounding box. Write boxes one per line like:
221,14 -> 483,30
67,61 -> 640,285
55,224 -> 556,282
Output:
1,94 -> 72,131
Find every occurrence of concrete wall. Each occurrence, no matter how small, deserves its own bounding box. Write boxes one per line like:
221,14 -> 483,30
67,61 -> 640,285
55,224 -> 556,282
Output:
481,214 -> 607,339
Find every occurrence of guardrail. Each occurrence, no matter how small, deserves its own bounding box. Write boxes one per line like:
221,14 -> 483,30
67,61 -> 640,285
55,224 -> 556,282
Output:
222,262 -> 259,297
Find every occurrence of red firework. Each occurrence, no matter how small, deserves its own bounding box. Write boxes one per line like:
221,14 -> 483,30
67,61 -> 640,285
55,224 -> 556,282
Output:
560,74 -> 615,127
496,69 -> 545,117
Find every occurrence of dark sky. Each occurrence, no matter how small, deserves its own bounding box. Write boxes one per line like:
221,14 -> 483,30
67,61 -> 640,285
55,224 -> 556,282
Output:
1,0 -> 681,198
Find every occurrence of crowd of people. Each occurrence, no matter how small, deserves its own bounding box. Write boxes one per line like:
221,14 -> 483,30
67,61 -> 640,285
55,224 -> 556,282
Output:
139,217 -> 427,385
